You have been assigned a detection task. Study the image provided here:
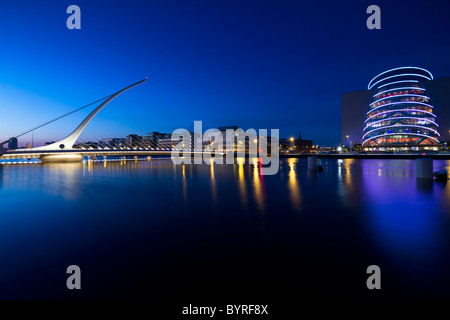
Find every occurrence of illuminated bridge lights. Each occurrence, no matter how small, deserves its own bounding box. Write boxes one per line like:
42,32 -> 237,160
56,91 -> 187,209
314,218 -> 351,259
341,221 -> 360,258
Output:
363,67 -> 439,148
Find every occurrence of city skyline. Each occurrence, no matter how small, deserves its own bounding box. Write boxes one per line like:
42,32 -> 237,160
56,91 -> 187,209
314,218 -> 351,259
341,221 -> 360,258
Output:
1,0 -> 450,147
1,0 -> 450,304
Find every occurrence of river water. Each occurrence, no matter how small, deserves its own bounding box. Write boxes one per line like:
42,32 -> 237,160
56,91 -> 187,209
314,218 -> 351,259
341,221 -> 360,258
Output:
0,158 -> 449,300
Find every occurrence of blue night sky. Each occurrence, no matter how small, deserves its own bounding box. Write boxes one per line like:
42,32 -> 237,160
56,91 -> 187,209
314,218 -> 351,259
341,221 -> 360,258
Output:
0,0 -> 450,147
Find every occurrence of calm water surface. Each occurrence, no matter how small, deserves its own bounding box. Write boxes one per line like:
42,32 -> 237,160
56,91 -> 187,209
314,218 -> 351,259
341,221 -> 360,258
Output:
0,158 -> 449,299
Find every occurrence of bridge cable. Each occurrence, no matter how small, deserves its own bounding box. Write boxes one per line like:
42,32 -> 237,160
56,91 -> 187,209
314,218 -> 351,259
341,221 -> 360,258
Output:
1,93 -> 115,145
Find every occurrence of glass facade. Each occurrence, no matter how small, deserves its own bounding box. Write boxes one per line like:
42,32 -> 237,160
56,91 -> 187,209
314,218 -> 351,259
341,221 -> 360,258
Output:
362,67 -> 440,149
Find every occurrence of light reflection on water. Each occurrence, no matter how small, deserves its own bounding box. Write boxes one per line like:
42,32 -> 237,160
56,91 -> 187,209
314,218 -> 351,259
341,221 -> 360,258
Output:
0,158 -> 450,298
209,160 -> 217,204
337,159 -> 450,296
252,158 -> 266,214
287,158 -> 301,211
237,158 -> 248,208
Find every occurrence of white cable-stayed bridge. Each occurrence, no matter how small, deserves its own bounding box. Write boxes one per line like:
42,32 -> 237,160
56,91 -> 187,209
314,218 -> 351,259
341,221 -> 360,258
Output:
0,78 -> 203,163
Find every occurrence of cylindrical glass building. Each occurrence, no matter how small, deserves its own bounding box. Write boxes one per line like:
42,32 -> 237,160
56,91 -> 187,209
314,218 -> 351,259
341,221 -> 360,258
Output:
362,67 -> 440,151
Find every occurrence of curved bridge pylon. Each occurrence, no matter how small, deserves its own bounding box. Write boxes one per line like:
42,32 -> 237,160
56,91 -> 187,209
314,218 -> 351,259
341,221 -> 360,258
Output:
29,78 -> 147,151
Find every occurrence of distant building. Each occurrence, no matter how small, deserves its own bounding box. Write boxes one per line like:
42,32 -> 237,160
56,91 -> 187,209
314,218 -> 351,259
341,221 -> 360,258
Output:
8,138 -> 18,150
100,138 -> 115,148
295,132 -> 313,152
203,125 -> 277,153
143,132 -> 172,148
126,134 -> 143,148
98,138 -> 126,148
85,141 -> 99,149
363,67 -> 439,150
218,126 -> 239,152
279,139 -> 293,153
342,67 -> 450,151
168,132 -> 204,151
157,137 -> 179,149
279,132 -> 313,153
116,138 -> 127,148
143,132 -> 156,148
210,125 -> 263,153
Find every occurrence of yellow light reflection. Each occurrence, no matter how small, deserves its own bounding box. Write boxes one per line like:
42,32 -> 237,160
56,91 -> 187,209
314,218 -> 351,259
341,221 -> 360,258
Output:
252,158 -> 265,213
344,158 -> 354,174
182,164 -> 187,203
210,159 -> 217,203
210,160 -> 215,180
238,161 -> 247,207
38,162 -> 83,200
287,158 -> 301,211
343,159 -> 354,187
